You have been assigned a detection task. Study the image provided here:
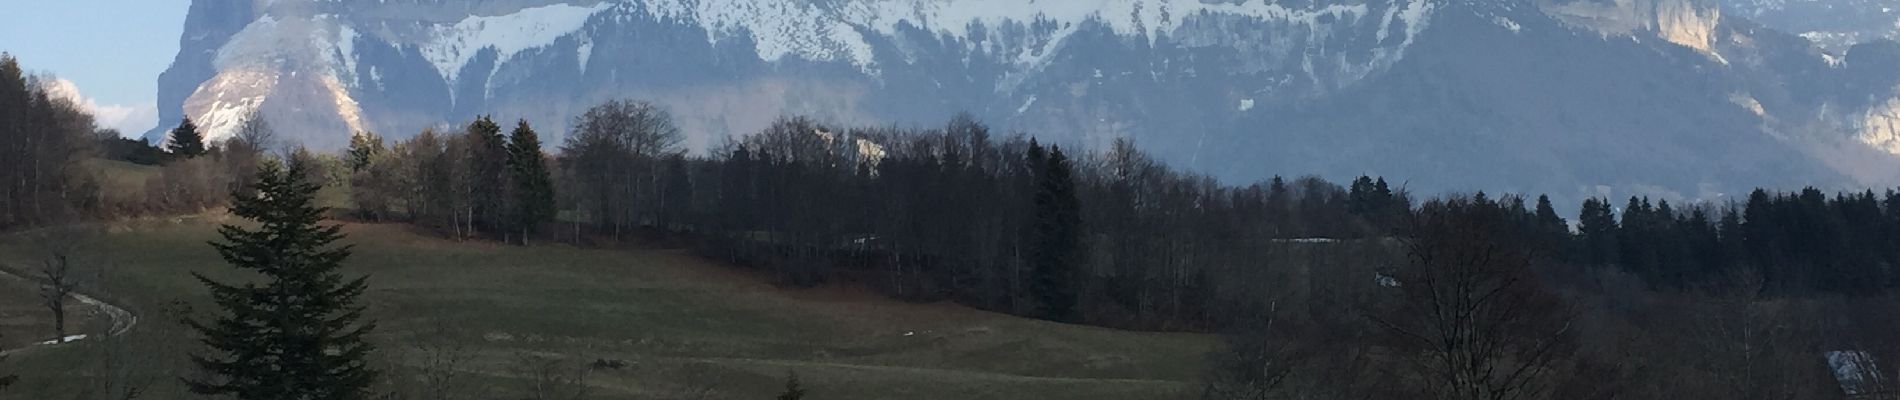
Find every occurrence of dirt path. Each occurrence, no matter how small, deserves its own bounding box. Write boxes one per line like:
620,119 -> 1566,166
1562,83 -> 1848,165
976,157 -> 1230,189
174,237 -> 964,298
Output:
0,266 -> 137,356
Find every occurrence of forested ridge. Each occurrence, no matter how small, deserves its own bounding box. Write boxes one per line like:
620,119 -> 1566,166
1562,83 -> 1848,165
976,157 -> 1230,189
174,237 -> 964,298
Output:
10,47 -> 1900,398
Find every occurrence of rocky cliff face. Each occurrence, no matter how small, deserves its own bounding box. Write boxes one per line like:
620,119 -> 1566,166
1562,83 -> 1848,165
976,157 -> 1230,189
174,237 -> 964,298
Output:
147,0 -> 1900,202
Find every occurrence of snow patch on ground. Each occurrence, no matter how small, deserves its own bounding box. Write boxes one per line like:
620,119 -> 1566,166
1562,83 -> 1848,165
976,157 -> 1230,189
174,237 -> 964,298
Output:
0,264 -> 137,355
36,335 -> 88,346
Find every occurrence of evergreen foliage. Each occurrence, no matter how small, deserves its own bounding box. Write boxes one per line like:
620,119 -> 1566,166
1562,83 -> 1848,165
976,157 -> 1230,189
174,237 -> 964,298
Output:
345,131 -> 384,173
166,117 -> 206,158
466,116 -> 510,237
505,120 -> 554,244
185,160 -> 378,399
0,52 -> 98,229
777,372 -> 806,400
1030,144 -> 1081,322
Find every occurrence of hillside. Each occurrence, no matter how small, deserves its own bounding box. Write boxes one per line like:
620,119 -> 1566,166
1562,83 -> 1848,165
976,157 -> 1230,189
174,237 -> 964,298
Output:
0,217 -> 1213,399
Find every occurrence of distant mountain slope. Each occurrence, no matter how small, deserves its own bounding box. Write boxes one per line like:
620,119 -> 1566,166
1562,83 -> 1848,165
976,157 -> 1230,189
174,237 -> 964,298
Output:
1721,0 -> 1900,51
149,0 -> 1900,202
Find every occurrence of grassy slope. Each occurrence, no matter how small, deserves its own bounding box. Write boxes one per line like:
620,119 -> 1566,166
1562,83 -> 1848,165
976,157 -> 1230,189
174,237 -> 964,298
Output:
0,216 -> 1214,399
0,273 -> 104,350
0,159 -> 147,350
83,158 -> 158,194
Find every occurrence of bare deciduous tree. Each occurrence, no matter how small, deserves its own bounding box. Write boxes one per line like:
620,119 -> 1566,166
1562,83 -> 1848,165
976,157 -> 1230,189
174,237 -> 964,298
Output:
1201,301 -> 1313,400
1679,270 -> 1833,400
562,100 -> 682,238
1372,197 -> 1577,400
510,352 -> 590,400
35,226 -> 98,344
406,326 -> 487,400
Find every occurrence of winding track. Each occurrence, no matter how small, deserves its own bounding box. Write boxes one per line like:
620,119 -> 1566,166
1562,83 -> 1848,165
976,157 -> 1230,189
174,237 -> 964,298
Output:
0,265 -> 137,356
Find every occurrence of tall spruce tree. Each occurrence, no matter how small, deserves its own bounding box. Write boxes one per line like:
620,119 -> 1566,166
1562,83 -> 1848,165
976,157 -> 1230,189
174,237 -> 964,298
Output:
1533,195 -> 1569,252
185,159 -> 378,399
466,116 -> 510,237
505,120 -> 554,244
1577,198 -> 1619,266
167,117 -> 207,158
1030,145 -> 1082,322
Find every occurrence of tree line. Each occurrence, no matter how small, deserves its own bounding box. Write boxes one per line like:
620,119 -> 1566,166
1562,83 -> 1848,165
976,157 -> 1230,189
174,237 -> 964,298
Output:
341,104 -> 1408,331
1573,189 -> 1900,296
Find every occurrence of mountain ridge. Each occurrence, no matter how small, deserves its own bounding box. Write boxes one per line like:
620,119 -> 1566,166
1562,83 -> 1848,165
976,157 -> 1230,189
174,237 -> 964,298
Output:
146,0 -> 1900,203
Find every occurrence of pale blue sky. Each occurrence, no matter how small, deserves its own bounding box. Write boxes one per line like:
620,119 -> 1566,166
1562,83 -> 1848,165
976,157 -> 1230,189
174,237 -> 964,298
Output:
0,0 -> 191,134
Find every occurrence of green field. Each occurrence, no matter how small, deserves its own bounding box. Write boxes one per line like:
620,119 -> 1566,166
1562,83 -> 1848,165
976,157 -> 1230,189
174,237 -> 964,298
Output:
0,216 -> 1214,399
82,158 -> 159,195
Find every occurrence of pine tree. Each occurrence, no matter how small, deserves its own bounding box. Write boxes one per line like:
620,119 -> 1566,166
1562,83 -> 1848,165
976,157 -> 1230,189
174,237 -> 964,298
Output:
466,116 -> 510,237
345,131 -> 384,173
167,117 -> 207,158
1577,198 -> 1619,266
1347,176 -> 1376,216
1534,195 -> 1565,231
1531,195 -> 1570,257
1030,145 -> 1082,322
776,372 -> 807,400
185,160 -> 378,400
505,120 -> 554,244
659,154 -> 692,231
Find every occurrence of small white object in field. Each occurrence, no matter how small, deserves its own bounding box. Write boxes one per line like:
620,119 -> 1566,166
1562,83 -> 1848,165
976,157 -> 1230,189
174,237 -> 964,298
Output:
37,334 -> 88,345
904,331 -> 914,336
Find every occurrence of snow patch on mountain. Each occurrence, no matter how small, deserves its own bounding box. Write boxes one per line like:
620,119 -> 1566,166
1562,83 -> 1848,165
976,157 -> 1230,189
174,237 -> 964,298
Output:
1859,97 -> 1900,155
335,23 -> 359,81
421,3 -> 613,82
629,0 -> 1433,80
184,68 -> 277,143
576,37 -> 594,72
1494,16 -> 1523,32
213,14 -> 282,69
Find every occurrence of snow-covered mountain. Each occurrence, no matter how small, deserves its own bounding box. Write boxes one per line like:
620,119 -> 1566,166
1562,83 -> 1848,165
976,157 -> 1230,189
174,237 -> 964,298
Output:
148,0 -> 1900,202
1721,0 -> 1900,51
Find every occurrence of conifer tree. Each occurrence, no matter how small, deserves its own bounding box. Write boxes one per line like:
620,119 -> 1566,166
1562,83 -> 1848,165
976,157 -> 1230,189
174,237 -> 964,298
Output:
505,120 -> 554,244
659,154 -> 692,231
467,116 -> 510,237
1577,198 -> 1619,266
345,131 -> 384,173
776,372 -> 807,400
185,159 -> 378,399
166,117 -> 206,158
1534,195 -> 1569,250
1030,145 -> 1082,322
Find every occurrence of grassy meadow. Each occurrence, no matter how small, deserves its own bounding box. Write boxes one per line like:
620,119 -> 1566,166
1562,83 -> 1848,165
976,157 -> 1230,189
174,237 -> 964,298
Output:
0,215 -> 1215,399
